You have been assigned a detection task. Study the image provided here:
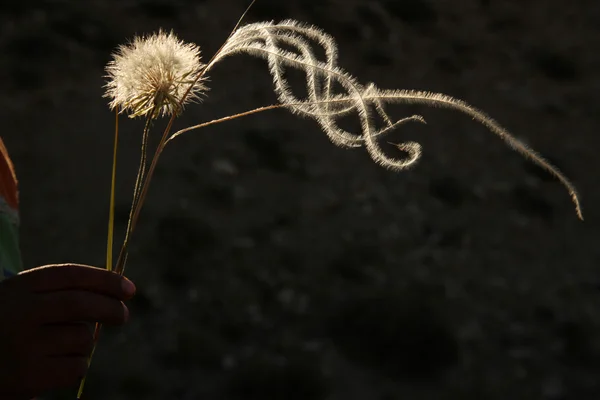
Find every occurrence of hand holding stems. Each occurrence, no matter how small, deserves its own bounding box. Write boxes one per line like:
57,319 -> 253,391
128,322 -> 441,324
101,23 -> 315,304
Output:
0,264 -> 134,400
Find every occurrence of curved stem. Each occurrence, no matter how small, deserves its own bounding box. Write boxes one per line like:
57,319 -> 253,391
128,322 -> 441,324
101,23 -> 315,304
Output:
165,97 -> 369,144
165,103 -> 288,144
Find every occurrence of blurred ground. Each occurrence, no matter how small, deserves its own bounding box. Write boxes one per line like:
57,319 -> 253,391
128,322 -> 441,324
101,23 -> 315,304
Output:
1,0 -> 600,399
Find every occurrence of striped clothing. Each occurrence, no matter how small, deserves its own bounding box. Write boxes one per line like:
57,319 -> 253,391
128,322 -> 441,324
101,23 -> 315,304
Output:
0,138 -> 22,281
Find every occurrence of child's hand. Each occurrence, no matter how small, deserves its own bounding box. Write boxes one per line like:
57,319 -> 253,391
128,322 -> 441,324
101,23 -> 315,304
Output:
0,264 -> 136,399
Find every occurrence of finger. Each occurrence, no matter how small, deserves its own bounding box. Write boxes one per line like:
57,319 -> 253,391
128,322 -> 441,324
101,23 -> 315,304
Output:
17,264 -> 136,299
36,323 -> 94,357
30,356 -> 89,393
36,291 -> 129,325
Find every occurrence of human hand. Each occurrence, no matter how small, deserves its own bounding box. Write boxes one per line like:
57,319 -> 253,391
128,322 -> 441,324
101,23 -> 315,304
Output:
0,263 -> 136,399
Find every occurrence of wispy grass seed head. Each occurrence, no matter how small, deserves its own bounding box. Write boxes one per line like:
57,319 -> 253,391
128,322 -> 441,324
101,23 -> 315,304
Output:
104,29 -> 208,119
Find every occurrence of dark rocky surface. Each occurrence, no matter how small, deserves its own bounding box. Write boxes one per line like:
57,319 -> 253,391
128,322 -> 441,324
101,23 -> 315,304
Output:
1,0 -> 599,399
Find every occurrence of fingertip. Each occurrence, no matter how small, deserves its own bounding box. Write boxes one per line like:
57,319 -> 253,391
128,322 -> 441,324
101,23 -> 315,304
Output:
121,277 -> 136,298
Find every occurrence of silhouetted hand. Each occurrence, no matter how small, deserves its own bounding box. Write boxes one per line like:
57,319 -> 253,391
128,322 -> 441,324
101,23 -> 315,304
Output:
0,264 -> 136,399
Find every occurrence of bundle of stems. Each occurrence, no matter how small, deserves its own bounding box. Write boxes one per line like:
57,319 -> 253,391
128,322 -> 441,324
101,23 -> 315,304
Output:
76,4 -> 263,398
76,0 -> 584,397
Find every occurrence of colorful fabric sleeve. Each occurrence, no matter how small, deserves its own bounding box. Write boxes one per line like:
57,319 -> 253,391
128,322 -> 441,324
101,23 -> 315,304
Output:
0,137 -> 22,281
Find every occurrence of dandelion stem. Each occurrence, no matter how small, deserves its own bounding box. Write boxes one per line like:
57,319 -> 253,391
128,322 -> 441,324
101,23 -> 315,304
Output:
115,109 -> 155,275
130,115 -> 153,226
114,112 -> 174,275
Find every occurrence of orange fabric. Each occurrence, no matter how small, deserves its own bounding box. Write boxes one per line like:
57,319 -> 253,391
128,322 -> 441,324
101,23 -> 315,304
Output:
0,137 -> 18,210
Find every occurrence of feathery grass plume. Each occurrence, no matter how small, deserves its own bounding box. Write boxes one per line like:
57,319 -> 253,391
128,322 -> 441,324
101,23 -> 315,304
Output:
180,19 -> 581,219
104,29 -> 209,119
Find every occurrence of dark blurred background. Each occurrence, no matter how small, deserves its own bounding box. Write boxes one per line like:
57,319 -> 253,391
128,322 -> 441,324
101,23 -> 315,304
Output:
1,0 -> 599,399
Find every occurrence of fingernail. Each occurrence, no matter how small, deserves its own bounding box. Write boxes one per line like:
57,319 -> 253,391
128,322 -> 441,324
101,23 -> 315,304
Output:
123,304 -> 129,322
121,278 -> 136,297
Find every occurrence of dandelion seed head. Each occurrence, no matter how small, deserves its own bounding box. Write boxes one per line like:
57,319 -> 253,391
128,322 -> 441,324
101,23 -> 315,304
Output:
104,29 -> 208,119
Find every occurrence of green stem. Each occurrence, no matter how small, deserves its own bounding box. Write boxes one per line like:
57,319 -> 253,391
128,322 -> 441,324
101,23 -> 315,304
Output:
106,110 -> 120,272
76,322 -> 102,399
77,107 -> 120,399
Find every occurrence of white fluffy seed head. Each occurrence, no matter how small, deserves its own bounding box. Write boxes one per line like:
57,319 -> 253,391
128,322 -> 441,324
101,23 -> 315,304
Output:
104,29 -> 208,119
